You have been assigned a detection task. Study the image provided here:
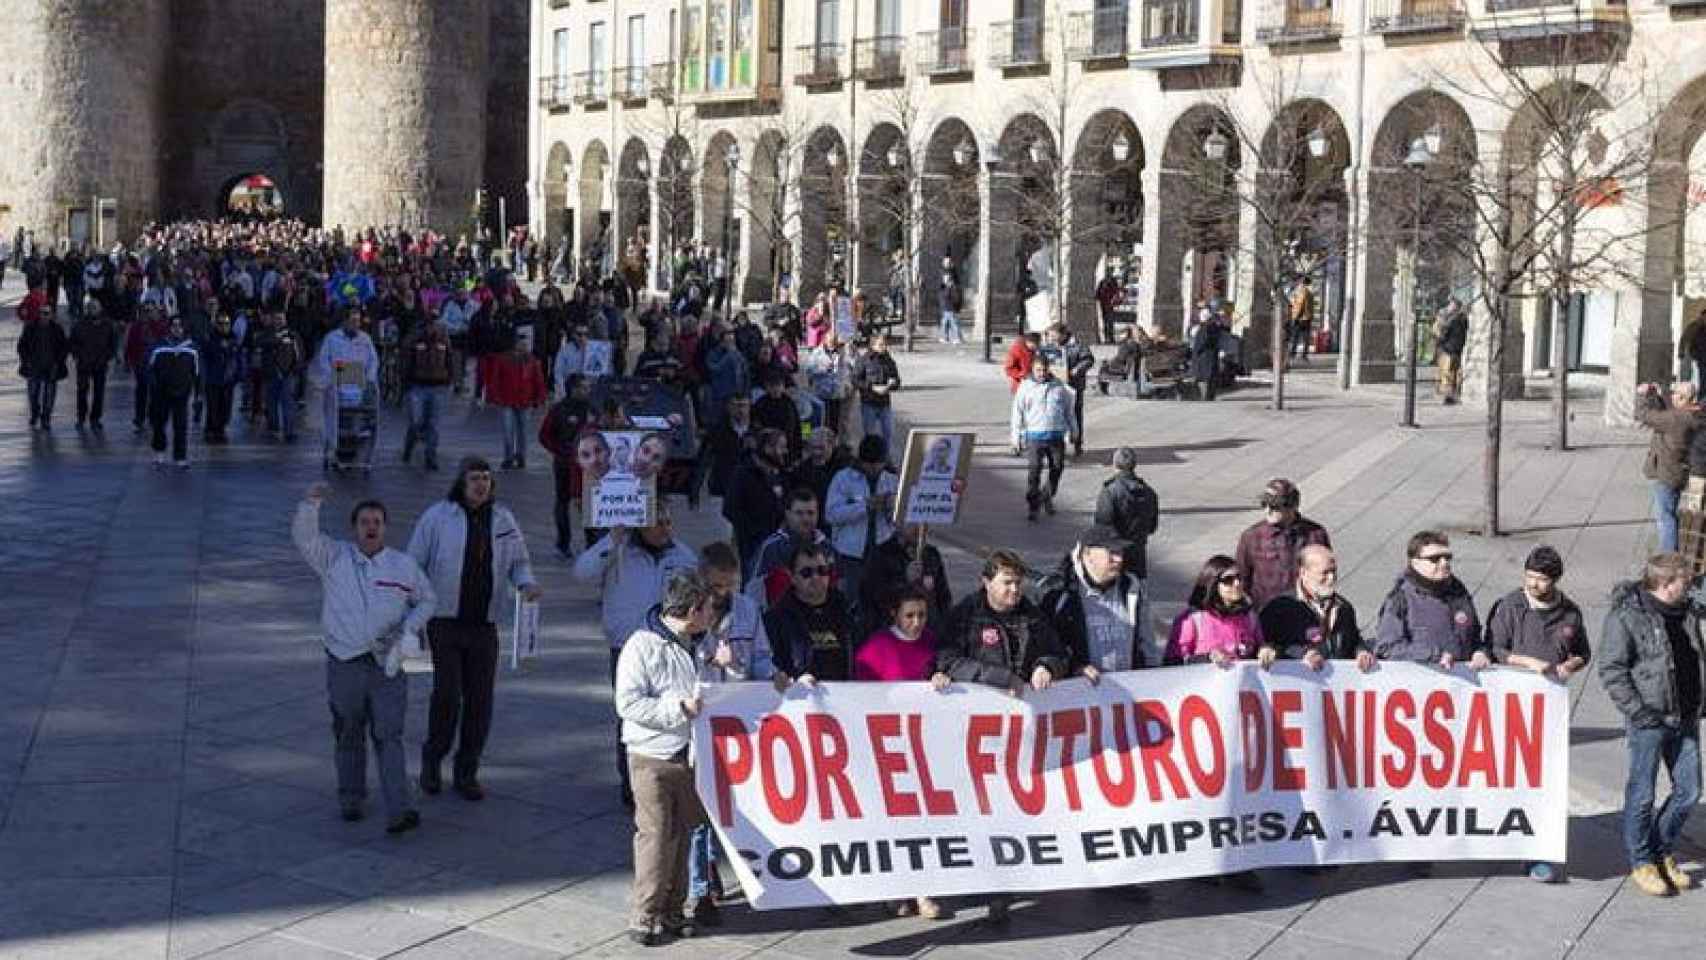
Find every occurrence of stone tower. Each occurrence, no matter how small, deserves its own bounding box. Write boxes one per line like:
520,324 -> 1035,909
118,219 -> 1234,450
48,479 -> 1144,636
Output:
0,0 -> 169,247
322,0 -> 492,235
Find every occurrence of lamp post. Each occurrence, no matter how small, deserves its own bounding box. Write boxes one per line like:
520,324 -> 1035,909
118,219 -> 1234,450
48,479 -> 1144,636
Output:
982,143 -> 1004,363
1400,128 -> 1437,428
723,142 -> 740,326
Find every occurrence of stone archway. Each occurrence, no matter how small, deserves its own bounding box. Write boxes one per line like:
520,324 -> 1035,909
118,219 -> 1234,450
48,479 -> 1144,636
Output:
1070,109 -> 1145,342
857,123 -> 908,298
1358,90 -> 1476,384
579,140 -> 610,270
992,113 -> 1061,334
921,117 -> 982,322
218,173 -> 286,217
617,137 -> 652,285
544,142 -> 572,257
1156,104 -> 1242,337
747,130 -> 787,303
1640,72 -> 1706,419
702,130 -> 740,288
197,100 -> 297,223
657,136 -> 696,288
800,126 -> 850,307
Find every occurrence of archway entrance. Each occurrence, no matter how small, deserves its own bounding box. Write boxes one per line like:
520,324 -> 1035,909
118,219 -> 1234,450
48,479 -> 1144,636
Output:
220,173 -> 286,219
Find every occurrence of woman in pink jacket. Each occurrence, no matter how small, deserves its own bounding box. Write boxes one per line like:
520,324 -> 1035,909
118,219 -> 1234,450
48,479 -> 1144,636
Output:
1166,555 -> 1263,666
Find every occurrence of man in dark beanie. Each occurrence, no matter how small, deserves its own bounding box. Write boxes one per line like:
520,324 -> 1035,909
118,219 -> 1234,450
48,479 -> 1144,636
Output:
1486,544 -> 1589,884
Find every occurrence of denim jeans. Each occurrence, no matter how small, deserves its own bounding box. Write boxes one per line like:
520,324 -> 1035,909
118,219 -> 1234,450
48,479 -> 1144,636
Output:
1025,437 -> 1066,510
1651,481 -> 1681,553
27,377 -> 57,425
501,407 -> 529,462
688,823 -> 718,899
941,310 -> 963,344
268,375 -> 296,438
861,403 -> 893,454
1622,723 -> 1701,868
407,385 -> 446,459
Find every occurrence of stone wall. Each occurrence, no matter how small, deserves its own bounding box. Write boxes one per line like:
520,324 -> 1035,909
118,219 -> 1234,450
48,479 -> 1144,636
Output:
485,0 -> 530,234
323,0 -> 490,234
0,0 -> 169,248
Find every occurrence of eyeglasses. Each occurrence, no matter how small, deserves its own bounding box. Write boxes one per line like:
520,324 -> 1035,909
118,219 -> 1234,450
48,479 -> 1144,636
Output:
1417,552 -> 1453,564
793,565 -> 834,580
1218,574 -> 1244,585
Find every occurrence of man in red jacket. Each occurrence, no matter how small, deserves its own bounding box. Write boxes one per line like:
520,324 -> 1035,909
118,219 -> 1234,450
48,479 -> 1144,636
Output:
484,333 -> 547,470
1003,332 -> 1039,394
1235,478 -> 1333,611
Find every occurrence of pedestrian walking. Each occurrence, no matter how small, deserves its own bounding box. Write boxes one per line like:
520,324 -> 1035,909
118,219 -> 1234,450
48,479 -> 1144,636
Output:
313,308 -> 380,468
1485,545 -> 1588,884
293,483 -> 434,834
146,319 -> 199,468
406,458 -> 542,802
940,257 -> 965,345
1636,382 -> 1696,553
1166,555 -> 1263,668
1093,447 -> 1159,580
615,570 -> 719,946
1011,356 -> 1077,522
19,280 -> 69,431
1433,298 -> 1469,404
538,374 -> 598,558
400,317 -> 454,470
1600,552 -> 1706,898
746,486 -> 832,604
1235,478 -> 1333,611
574,509 -> 699,808
1287,277 -> 1315,364
1188,311 -> 1221,401
854,334 -> 901,453
263,313 -> 304,443
68,299 -> 116,431
724,429 -> 792,580
766,541 -> 858,687
125,305 -> 170,434
860,522 -> 953,636
484,333 -> 548,470
197,313 -> 244,444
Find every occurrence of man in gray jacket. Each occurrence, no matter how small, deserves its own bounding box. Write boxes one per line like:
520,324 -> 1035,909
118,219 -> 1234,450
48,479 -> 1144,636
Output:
294,483 -> 436,834
615,570 -> 723,945
407,457 -> 542,801
1599,552 -> 1706,897
1010,356 -> 1078,523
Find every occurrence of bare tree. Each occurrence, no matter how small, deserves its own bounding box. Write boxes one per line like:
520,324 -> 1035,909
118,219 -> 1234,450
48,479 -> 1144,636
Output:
723,105 -> 821,307
628,86 -> 703,291
1412,23 -> 1691,534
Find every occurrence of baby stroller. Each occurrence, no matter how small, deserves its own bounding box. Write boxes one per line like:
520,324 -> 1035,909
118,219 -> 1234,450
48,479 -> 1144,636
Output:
325,361 -> 377,473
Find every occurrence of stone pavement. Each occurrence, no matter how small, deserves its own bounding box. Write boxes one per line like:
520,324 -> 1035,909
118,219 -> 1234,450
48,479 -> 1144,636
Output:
0,273 -> 1701,959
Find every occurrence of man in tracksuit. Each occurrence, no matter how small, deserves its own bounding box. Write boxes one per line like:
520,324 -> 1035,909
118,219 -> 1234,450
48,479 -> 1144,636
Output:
146,319 -> 200,468
406,458 -> 542,801
573,506 -> 699,808
1010,355 -> 1078,522
293,482 -> 435,834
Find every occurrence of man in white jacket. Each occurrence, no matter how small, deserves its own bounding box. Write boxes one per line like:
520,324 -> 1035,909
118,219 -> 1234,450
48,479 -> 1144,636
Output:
615,570 -> 722,946
313,306 -> 380,469
825,436 -> 899,613
294,483 -> 436,834
573,505 -> 699,807
406,457 -> 541,801
1010,355 -> 1078,522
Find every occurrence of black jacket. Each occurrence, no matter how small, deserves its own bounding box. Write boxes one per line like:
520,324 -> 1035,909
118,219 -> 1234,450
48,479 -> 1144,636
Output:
1037,550 -> 1152,671
860,535 -> 953,632
936,592 -> 1069,689
19,319 -> 69,381
752,393 -> 803,461
69,315 -> 116,370
854,351 -> 901,407
765,589 -> 856,682
1093,472 -> 1159,579
1598,581 -> 1706,727
723,459 -> 787,560
706,422 -> 756,498
1259,592 -> 1365,660
1485,588 -> 1590,668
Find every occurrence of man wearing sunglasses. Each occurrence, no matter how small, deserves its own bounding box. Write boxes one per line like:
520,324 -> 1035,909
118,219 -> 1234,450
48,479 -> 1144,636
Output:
1373,530 -> 1489,672
765,542 -> 856,687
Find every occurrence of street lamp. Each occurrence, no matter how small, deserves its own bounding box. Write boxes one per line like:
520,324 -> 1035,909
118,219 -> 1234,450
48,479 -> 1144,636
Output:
826,145 -> 842,171
1110,131 -> 1131,164
636,153 -> 649,177
1204,128 -> 1229,162
887,143 -> 905,169
952,138 -> 973,168
1307,126 -> 1329,160
1400,130 -> 1438,429
723,143 -> 740,325
1028,140 -> 1047,167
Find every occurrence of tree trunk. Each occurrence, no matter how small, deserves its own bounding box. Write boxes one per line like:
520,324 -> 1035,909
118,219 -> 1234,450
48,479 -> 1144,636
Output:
1550,293 -> 1568,451
1271,294 -> 1287,411
1484,304 -> 1505,536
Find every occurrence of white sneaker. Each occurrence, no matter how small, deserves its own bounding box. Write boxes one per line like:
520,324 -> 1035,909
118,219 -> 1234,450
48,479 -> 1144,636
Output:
174,459 -> 190,470
154,453 -> 167,467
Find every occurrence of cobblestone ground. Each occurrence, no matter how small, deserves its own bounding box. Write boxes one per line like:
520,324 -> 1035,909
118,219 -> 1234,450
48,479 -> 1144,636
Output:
1,274 -> 1703,959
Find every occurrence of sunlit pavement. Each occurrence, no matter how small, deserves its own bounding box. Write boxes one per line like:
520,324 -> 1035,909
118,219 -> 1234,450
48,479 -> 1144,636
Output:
0,274 -> 1699,958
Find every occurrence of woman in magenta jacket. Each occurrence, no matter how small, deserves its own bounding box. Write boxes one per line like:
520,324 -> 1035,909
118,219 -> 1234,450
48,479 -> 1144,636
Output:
1166,554 -> 1264,666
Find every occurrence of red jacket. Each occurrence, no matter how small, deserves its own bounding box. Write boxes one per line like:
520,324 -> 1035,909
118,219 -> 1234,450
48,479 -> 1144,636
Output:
124,313 -> 171,372
16,289 -> 47,327
1004,339 -> 1035,393
483,353 -> 547,409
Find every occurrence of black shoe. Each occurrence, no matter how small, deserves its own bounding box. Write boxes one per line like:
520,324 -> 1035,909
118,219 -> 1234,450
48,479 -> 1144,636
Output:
454,780 -> 485,802
75,418 -> 85,430
987,896 -> 1011,924
386,810 -> 421,835
424,455 -> 439,472
1027,509 -> 1038,523
662,917 -> 696,939
627,927 -> 662,947
689,896 -> 723,927
419,765 -> 442,796
1043,495 -> 1056,516
341,804 -> 365,822
91,421 -> 103,432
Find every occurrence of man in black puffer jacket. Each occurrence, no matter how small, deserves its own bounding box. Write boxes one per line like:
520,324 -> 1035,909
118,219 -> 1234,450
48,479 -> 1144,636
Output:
1093,447 -> 1159,579
1599,552 -> 1706,897
1373,530 -> 1488,671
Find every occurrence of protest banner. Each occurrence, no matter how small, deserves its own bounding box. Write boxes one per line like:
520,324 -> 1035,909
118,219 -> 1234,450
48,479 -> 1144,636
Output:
893,430 -> 975,526
583,340 -> 614,378
510,593 -> 542,670
834,295 -> 856,341
581,430 -> 660,527
693,663 -> 1568,910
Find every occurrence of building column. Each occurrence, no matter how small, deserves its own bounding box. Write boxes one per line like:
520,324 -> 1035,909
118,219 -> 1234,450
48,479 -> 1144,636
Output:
1133,169 -> 1162,336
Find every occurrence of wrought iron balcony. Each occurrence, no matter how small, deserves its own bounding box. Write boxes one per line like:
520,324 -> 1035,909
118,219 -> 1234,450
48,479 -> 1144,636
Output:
793,42 -> 846,85
1254,1 -> 1341,43
537,75 -> 572,110
547,0 -> 571,9
613,66 -> 648,102
853,35 -> 907,81
916,27 -> 976,75
649,61 -> 675,98
573,70 -> 609,105
1368,0 -> 1465,33
1139,0 -> 1201,46
1471,0 -> 1627,40
1067,8 -> 1132,60
988,18 -> 1048,69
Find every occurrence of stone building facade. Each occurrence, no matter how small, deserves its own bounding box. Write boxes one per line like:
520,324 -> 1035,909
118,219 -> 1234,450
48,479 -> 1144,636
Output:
0,0 -> 528,247
529,0 -> 1706,423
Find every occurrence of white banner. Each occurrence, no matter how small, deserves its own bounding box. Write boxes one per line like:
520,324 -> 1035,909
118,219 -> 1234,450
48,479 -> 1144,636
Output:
692,663 -> 1569,910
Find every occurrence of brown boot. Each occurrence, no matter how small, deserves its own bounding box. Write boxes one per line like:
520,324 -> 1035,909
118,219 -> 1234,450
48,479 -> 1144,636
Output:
1662,856 -> 1695,891
1632,863 -> 1675,897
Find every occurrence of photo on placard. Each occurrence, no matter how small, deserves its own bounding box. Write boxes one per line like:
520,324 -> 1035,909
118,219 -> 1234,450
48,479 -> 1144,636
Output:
893,429 -> 975,526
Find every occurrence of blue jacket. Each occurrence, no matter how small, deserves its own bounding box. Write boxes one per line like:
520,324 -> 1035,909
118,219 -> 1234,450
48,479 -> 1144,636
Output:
1373,572 -> 1484,663
197,332 -> 245,387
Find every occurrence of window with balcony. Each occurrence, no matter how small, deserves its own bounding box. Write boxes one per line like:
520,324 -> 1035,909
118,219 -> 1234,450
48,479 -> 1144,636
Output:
858,0 -> 906,79
918,0 -> 973,74
542,28 -> 572,110
1069,0 -> 1130,59
1142,0 -> 1198,46
798,0 -> 845,84
1255,0 -> 1340,43
1368,0 -> 1464,33
990,0 -> 1046,68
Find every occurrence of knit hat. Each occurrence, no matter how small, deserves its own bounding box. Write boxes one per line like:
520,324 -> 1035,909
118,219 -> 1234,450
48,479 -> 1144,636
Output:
1112,447 -> 1138,472
858,435 -> 887,464
1079,525 -> 1126,552
1524,545 -> 1564,580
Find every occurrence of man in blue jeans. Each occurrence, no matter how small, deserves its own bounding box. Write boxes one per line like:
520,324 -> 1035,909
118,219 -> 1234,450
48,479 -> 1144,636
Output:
1599,551 -> 1706,897
1635,382 -> 1696,552
401,318 -> 455,471
855,334 -> 900,458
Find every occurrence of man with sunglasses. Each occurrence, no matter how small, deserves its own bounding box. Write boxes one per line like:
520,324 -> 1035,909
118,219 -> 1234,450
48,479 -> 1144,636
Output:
764,542 -> 856,688
1236,478 -> 1331,611
1374,530 -> 1489,672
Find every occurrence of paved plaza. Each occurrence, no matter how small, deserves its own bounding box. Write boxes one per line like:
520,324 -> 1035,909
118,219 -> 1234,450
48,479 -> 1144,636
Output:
2,273 -> 1704,959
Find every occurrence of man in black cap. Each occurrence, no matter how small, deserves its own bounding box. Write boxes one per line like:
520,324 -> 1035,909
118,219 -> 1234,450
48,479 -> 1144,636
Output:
1486,544 -> 1589,883
1038,525 -> 1158,677
1235,477 -> 1331,611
